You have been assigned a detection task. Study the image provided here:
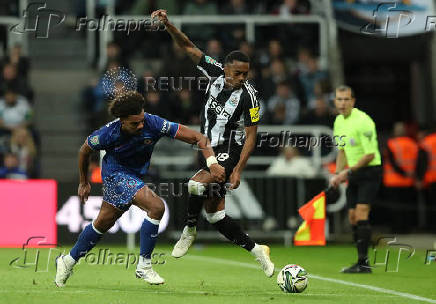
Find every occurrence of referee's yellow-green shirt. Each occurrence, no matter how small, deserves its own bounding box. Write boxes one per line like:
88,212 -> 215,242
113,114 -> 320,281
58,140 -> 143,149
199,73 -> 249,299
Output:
333,108 -> 381,167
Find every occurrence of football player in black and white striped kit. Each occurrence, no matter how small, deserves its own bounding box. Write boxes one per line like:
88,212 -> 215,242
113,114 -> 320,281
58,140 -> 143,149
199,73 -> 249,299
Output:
152,9 -> 274,277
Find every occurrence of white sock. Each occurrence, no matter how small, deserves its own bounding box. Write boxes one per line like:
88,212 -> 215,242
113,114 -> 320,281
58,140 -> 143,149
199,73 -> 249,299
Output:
137,255 -> 151,269
250,243 -> 262,256
64,254 -> 76,268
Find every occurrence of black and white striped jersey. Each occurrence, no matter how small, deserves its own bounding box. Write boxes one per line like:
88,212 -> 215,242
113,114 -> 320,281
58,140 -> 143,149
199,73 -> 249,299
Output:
196,54 -> 260,148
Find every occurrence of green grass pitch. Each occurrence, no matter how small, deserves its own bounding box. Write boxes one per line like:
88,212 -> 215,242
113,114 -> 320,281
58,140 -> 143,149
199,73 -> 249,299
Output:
1,244 -> 435,304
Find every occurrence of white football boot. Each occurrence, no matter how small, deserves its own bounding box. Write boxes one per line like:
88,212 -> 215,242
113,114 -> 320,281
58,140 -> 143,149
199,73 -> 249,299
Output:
171,226 -> 197,258
54,255 -> 74,287
136,267 -> 165,285
251,244 -> 275,277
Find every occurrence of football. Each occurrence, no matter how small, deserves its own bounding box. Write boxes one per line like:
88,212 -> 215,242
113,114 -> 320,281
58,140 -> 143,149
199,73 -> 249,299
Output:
277,264 -> 308,293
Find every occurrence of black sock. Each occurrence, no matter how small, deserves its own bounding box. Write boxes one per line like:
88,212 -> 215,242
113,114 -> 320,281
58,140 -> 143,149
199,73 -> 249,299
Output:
352,225 -> 357,243
212,215 -> 255,251
186,194 -> 204,227
356,220 -> 371,264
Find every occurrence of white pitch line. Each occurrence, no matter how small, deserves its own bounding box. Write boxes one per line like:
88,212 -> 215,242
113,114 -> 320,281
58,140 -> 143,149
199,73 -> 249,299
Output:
186,255 -> 436,304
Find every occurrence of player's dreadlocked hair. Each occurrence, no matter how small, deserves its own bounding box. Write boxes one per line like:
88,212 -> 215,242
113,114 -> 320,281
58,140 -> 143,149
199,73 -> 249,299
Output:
224,50 -> 250,65
108,91 -> 144,118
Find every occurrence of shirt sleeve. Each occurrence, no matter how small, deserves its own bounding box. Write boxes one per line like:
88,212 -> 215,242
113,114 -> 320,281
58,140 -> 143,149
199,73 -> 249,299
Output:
196,54 -> 224,79
242,84 -> 260,127
359,118 -> 378,154
87,125 -> 114,151
146,114 -> 180,139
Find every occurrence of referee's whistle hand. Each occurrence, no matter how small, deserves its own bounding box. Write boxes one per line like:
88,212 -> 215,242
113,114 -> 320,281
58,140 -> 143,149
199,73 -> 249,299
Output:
210,164 -> 226,183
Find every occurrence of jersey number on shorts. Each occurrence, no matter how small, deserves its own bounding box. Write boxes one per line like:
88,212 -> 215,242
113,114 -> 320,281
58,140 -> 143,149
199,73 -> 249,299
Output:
217,153 -> 229,162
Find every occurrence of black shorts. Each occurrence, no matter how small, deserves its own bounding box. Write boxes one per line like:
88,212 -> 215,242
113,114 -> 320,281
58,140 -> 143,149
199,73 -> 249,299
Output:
198,144 -> 243,197
346,165 -> 382,209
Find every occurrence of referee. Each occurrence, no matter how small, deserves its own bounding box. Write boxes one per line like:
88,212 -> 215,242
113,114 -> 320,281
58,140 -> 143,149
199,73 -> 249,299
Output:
330,85 -> 382,273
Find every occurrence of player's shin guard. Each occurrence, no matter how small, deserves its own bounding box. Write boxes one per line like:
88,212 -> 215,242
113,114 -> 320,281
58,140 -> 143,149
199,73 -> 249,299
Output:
186,194 -> 204,228
70,222 -> 103,261
210,214 -> 255,251
356,220 -> 371,264
140,215 -> 160,259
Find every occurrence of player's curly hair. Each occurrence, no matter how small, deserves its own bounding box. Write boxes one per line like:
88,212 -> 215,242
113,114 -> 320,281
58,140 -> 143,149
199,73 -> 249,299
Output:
108,91 -> 144,118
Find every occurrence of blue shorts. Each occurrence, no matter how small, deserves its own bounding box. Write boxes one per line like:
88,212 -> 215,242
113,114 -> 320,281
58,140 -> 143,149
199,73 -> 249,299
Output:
102,172 -> 145,212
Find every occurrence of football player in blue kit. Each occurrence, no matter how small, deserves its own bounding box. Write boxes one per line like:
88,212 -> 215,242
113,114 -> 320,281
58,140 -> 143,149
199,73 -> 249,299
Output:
55,91 -> 225,287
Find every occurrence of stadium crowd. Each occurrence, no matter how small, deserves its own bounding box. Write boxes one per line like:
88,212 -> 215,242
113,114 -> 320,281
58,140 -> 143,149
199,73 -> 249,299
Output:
81,0 -> 334,130
0,43 -> 37,179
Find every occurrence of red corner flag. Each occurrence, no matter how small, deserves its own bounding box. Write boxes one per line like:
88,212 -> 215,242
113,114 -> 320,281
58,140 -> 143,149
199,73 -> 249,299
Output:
294,191 -> 326,246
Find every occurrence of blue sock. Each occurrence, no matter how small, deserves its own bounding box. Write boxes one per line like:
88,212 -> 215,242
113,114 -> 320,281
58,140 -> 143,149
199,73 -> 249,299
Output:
140,216 -> 160,259
70,223 -> 103,261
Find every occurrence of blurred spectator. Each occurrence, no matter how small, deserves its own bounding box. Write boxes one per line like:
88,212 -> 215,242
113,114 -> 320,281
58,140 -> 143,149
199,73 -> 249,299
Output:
103,42 -> 130,72
225,25 -> 246,50
80,75 -> 106,132
382,122 -> 419,233
0,63 -> 33,101
10,127 -> 36,175
296,48 -> 328,103
0,88 -> 32,130
161,42 -> 198,80
417,126 -> 436,231
259,40 -> 285,67
221,0 -> 251,14
260,59 -> 290,100
267,81 -> 301,125
308,79 -> 334,109
144,91 -> 165,117
169,89 -> 201,124
0,152 -> 27,179
300,97 -> 335,126
1,44 -> 30,79
137,69 -> 157,95
272,0 -> 311,16
206,39 -> 224,61
267,146 -> 317,177
183,0 -> 218,42
239,41 -> 255,61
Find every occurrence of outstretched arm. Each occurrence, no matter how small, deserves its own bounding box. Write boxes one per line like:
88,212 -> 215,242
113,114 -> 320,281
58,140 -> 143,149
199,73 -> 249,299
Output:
151,9 -> 203,64
78,140 -> 93,203
175,124 -> 225,182
229,125 -> 257,189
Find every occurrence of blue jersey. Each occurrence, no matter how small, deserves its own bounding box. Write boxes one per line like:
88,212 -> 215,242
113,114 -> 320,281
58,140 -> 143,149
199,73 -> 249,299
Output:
87,113 -> 180,179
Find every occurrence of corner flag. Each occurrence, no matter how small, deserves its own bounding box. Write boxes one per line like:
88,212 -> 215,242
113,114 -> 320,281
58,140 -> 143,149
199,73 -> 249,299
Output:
294,191 -> 326,246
